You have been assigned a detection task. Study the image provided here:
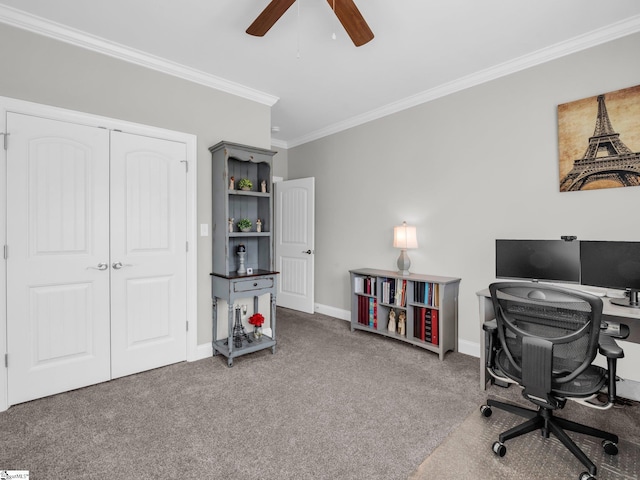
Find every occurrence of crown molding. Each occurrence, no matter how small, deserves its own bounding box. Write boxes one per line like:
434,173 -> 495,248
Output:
0,4 -> 279,107
284,14 -> 640,149
270,138 -> 288,150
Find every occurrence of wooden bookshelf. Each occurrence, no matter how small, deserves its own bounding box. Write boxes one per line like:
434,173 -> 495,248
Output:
349,268 -> 460,360
210,141 -> 278,367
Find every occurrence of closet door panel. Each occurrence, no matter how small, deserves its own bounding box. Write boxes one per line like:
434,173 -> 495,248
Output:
109,131 -> 187,378
6,113 -> 111,405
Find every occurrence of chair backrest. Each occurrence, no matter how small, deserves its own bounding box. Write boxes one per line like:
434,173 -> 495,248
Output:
489,282 -> 603,406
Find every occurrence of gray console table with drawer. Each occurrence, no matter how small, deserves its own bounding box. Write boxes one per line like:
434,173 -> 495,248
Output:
211,270 -> 278,367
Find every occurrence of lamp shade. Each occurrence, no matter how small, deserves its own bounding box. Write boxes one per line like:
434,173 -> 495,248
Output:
393,222 -> 418,249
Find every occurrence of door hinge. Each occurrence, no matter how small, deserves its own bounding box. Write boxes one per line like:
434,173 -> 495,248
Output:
3,245 -> 7,260
186,241 -> 189,252
4,354 -> 7,368
180,160 -> 188,172
1,132 -> 9,150
186,321 -> 189,332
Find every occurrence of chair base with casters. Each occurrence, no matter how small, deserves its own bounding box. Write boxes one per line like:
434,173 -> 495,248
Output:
480,398 -> 619,480
481,282 -> 627,480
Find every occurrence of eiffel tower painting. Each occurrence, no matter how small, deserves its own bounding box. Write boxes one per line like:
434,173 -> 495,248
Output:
558,84 -> 640,192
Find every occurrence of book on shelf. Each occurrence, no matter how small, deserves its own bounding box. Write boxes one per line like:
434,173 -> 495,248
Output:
400,279 -> 407,307
431,309 -> 439,345
359,295 -> 369,325
354,276 -> 364,294
364,276 -> 376,296
413,305 -> 438,344
358,295 -> 377,328
382,279 -> 390,304
414,281 -> 440,307
368,297 -> 378,328
382,278 -> 407,306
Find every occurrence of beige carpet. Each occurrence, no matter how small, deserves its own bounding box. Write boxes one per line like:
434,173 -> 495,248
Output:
409,398 -> 640,480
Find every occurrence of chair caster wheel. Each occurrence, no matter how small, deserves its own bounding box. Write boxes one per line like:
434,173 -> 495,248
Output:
579,472 -> 596,480
480,405 -> 492,417
492,441 -> 506,457
227,358 -> 233,367
602,439 -> 618,455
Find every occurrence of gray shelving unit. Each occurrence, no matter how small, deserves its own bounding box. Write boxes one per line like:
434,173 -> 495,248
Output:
349,268 -> 460,360
210,141 -> 279,367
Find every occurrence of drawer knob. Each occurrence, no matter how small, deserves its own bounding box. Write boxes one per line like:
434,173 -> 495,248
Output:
253,282 -> 258,287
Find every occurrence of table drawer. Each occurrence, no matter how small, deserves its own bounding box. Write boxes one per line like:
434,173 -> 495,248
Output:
233,277 -> 274,293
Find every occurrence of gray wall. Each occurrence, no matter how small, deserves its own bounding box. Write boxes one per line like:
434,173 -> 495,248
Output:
0,23 -> 272,345
271,146 -> 289,180
287,32 -> 640,375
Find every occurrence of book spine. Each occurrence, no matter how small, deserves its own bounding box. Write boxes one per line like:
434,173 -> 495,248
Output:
431,309 -> 439,345
354,276 -> 364,294
401,280 -> 407,307
425,308 -> 432,342
373,298 -> 378,329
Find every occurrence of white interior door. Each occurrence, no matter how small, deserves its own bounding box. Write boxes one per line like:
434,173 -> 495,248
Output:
275,177 -> 315,313
109,132 -> 187,378
6,113 -> 111,405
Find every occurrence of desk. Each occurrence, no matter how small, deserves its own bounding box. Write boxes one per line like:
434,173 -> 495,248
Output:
476,287 -> 640,390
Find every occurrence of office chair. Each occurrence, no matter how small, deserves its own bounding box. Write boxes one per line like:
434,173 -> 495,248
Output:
480,282 -> 625,480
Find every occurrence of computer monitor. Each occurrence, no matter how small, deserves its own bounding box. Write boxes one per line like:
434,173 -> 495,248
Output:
580,241 -> 640,309
496,239 -> 580,284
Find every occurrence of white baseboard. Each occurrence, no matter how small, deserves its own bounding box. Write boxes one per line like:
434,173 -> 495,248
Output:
195,342 -> 213,361
314,303 -> 350,321
458,339 -> 480,358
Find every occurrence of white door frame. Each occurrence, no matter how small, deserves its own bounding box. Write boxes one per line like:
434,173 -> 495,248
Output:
0,96 -> 198,412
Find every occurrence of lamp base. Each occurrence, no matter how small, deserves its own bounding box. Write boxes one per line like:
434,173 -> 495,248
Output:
397,249 -> 411,276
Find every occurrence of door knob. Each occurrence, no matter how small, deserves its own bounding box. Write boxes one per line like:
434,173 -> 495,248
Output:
112,262 -> 133,270
87,262 -> 108,270
302,249 -> 313,254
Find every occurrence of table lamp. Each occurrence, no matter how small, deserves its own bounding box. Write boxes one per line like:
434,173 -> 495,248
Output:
393,221 -> 418,275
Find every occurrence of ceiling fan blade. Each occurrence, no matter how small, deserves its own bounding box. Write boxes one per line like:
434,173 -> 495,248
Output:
247,0 -> 297,37
327,0 -> 374,47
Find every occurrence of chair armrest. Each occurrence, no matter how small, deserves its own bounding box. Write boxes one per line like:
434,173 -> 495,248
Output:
598,333 -> 624,359
598,333 -> 625,404
483,319 -> 498,369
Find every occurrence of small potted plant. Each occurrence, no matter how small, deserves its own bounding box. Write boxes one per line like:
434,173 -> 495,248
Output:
237,218 -> 252,232
249,313 -> 265,341
238,178 -> 253,191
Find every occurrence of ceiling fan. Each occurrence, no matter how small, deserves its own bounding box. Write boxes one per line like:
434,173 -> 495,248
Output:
246,0 -> 374,47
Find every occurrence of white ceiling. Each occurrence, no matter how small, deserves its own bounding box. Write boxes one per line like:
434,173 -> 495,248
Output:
2,1 -> 640,148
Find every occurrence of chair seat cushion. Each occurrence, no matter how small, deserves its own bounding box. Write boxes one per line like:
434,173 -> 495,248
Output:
494,348 -> 607,398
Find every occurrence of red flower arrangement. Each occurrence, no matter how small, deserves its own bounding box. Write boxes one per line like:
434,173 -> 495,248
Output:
248,313 -> 265,327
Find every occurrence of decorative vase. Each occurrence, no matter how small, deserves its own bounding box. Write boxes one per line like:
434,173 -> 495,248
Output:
253,325 -> 263,341
233,308 -> 244,349
237,251 -> 246,274
240,227 -> 251,232
241,186 -> 251,191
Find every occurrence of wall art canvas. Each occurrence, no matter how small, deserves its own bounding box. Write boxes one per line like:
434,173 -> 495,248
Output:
558,84 -> 640,192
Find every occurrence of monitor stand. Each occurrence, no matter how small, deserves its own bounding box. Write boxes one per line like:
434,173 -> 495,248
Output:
610,290 -> 640,309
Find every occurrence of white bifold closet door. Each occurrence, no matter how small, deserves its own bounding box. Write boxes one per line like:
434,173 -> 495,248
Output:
6,113 -> 187,406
